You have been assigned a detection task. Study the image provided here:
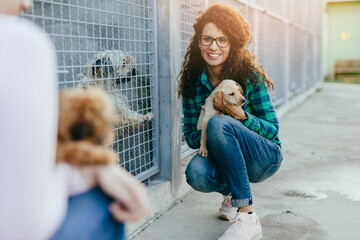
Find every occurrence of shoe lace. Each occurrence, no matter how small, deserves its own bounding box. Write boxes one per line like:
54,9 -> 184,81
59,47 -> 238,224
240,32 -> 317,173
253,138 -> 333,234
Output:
226,214 -> 251,234
222,195 -> 232,208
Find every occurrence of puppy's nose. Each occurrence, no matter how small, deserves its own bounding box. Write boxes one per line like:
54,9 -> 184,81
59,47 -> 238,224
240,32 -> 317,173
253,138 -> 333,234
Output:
131,68 -> 137,76
241,98 -> 246,104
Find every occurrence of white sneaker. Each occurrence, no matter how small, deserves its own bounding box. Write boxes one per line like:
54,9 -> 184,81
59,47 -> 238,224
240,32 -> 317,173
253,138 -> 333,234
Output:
218,212 -> 262,240
219,195 -> 238,221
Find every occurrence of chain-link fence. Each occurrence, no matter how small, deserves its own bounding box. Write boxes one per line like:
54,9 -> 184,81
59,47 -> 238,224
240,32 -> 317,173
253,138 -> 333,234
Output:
179,0 -> 322,158
22,0 -> 159,181
19,0 -> 322,181
179,0 -> 205,158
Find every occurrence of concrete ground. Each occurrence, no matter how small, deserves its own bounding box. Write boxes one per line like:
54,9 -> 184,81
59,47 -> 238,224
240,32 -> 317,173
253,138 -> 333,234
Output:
132,83 -> 360,240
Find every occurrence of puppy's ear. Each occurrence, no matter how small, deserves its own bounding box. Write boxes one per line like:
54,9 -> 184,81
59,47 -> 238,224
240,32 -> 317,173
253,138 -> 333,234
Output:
235,82 -> 244,94
213,91 -> 225,111
125,55 -> 132,64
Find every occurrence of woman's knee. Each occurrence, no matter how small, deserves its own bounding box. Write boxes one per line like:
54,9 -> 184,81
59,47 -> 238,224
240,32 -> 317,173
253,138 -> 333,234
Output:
207,115 -> 245,147
248,159 -> 283,183
247,144 -> 283,183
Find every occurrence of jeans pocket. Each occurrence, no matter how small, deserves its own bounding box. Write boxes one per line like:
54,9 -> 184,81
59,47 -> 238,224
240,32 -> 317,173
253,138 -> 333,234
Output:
255,162 -> 282,183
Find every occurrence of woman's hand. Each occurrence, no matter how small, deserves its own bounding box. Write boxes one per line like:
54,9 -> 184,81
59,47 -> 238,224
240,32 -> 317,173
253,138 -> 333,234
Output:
222,105 -> 247,120
213,99 -> 247,120
95,165 -> 151,223
63,164 -> 151,222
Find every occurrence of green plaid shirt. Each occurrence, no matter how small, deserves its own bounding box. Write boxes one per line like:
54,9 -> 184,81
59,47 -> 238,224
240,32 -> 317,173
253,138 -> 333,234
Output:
182,69 -> 281,149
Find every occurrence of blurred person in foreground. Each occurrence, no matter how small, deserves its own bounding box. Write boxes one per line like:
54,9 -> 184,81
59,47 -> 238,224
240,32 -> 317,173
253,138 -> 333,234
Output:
178,3 -> 283,240
0,0 -> 150,239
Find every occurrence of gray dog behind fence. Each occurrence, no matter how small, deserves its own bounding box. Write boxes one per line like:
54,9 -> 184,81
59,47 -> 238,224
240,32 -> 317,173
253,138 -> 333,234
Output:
77,50 -> 154,135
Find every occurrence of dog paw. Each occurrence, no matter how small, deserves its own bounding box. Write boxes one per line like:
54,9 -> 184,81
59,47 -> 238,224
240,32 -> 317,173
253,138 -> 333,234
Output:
199,145 -> 208,158
144,112 -> 154,121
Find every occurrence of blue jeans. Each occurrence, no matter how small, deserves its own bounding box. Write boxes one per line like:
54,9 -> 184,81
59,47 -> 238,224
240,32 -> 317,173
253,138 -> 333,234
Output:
185,115 -> 283,208
51,188 -> 125,240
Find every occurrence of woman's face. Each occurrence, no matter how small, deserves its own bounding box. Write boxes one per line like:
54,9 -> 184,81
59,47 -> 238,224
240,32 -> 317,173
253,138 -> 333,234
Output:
199,22 -> 230,69
0,0 -> 33,15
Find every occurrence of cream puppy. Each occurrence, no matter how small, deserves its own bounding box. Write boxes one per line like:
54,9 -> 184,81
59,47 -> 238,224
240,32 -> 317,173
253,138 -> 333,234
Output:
197,79 -> 246,157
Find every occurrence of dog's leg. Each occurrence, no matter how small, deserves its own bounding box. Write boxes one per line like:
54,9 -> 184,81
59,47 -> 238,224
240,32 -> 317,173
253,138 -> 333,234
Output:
123,107 -> 153,122
116,111 -> 153,135
199,118 -> 210,158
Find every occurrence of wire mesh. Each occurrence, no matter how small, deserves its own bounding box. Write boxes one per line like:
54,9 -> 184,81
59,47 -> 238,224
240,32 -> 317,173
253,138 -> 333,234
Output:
292,0 -> 308,26
304,33 -> 314,88
267,0 -> 287,18
180,1 -> 204,62
22,0 -> 158,181
253,0 -> 265,8
263,15 -> 286,106
256,10 -> 266,72
179,0 -> 322,152
289,26 -> 305,96
179,0 -> 205,156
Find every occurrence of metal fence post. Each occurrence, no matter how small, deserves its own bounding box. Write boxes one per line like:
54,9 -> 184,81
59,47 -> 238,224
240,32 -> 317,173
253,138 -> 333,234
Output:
284,12 -> 290,104
169,0 -> 184,195
156,0 -> 183,191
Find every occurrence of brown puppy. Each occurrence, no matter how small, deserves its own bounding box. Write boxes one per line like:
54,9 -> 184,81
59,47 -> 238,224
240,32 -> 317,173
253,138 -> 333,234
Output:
196,80 -> 246,157
56,87 -> 152,223
56,87 -> 117,165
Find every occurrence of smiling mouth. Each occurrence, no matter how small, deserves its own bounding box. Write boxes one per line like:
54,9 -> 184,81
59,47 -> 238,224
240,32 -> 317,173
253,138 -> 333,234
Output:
208,53 -> 221,59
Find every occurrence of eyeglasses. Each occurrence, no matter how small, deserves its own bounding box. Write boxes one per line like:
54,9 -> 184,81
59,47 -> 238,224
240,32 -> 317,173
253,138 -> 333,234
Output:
200,35 -> 230,48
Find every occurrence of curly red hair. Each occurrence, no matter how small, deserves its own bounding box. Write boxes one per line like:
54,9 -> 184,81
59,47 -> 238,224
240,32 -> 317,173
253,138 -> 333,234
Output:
178,3 -> 274,99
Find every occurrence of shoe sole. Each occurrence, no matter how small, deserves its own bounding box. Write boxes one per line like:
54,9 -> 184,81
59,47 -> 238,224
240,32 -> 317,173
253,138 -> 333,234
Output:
219,214 -> 230,221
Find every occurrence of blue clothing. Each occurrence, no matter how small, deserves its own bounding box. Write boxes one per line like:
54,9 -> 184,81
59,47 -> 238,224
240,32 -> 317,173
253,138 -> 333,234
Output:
185,115 -> 283,207
51,188 -> 125,240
